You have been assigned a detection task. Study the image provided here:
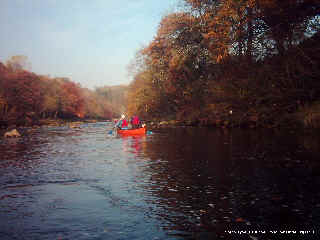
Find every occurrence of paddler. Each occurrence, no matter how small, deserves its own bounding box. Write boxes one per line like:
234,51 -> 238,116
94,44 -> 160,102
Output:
115,114 -> 128,130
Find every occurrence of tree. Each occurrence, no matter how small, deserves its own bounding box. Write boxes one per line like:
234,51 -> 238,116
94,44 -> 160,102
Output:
257,0 -> 320,55
2,71 -> 44,123
6,55 -> 31,72
59,80 -> 85,118
0,63 -> 9,119
40,76 -> 62,118
95,85 -> 128,117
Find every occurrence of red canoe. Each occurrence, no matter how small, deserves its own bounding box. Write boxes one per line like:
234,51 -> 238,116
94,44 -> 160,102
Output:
117,127 -> 146,135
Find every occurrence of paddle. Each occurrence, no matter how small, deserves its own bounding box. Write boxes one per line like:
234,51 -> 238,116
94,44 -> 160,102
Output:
108,115 -> 125,135
108,122 -> 119,135
108,124 -> 118,135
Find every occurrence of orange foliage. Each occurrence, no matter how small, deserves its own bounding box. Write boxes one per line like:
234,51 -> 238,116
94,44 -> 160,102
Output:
0,58 -> 126,125
126,0 -> 320,125
3,70 -> 44,116
60,81 -> 85,118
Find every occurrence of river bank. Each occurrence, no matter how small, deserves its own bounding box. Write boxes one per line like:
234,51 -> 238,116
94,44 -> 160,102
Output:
0,118 -> 104,137
2,104 -> 319,139
147,101 -> 320,130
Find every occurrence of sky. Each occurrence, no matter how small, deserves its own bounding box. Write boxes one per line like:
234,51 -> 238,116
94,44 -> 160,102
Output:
0,0 -> 180,89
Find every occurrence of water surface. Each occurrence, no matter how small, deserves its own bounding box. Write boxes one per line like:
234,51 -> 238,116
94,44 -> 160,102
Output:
1,122 -> 320,239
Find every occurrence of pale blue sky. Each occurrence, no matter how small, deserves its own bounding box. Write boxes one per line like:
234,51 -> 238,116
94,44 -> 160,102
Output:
0,0 -> 179,89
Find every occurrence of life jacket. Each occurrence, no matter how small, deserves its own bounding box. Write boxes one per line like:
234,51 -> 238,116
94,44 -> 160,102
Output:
132,116 -> 139,125
121,119 -> 128,128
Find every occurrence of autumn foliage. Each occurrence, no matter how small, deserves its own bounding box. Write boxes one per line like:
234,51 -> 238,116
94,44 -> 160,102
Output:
127,0 -> 320,127
0,59 -> 127,127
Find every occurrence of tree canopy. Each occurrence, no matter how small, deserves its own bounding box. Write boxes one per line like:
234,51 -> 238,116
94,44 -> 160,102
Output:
0,59 -> 127,126
126,0 -> 320,127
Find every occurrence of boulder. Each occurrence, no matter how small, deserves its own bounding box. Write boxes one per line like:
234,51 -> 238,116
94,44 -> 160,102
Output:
4,129 -> 21,138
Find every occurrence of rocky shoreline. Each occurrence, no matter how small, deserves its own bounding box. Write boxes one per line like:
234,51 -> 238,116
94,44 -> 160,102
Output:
0,119 -> 101,138
2,115 -> 319,138
146,105 -> 320,130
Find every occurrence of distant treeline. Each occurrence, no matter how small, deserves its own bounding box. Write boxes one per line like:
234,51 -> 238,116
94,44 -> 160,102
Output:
127,0 -> 320,128
0,59 -> 128,127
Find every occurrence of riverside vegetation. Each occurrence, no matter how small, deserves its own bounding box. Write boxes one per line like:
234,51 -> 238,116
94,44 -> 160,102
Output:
1,0 -> 320,130
126,0 -> 320,129
0,57 -> 127,129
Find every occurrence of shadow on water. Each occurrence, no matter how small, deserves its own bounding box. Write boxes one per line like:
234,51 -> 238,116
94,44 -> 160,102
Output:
1,123 -> 320,239
137,127 -> 320,239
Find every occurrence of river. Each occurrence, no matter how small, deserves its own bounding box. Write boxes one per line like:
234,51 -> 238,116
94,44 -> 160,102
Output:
0,122 -> 320,240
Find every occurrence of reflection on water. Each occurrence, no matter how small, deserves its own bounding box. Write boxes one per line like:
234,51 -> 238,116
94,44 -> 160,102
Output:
120,135 -> 147,156
0,123 -> 320,239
